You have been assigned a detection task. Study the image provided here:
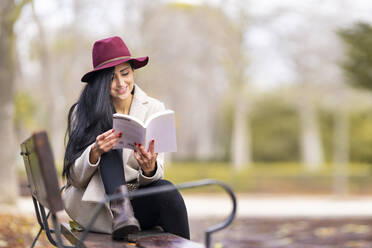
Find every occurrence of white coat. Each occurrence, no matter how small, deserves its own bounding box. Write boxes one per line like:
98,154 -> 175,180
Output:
62,84 -> 165,234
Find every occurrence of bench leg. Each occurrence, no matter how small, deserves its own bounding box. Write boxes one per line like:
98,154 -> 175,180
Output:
32,197 -> 44,228
39,202 -> 58,246
31,197 -> 58,247
30,226 -> 43,248
31,197 -> 74,248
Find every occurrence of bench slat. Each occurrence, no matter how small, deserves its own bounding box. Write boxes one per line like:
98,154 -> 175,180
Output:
21,132 -> 64,213
61,223 -> 134,248
61,223 -> 204,248
136,234 -> 204,248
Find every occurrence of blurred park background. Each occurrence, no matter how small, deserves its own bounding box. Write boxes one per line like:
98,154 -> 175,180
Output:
2,0 -> 372,247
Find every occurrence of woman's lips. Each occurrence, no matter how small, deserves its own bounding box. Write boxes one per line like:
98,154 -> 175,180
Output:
117,87 -> 128,95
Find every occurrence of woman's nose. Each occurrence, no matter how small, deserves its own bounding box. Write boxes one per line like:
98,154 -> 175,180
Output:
116,77 -> 125,87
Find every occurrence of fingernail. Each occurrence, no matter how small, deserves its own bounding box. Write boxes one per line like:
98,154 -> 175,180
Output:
112,129 -> 115,132
119,133 -> 122,138
152,139 -> 155,143
134,142 -> 137,146
139,144 -> 142,147
119,132 -> 123,135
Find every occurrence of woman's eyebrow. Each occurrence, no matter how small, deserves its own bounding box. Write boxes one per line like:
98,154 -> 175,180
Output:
119,66 -> 130,72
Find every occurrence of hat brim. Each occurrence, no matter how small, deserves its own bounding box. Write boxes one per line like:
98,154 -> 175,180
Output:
81,56 -> 149,83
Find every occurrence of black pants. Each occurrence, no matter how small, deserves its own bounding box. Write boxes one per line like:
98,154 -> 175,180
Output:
100,150 -> 190,239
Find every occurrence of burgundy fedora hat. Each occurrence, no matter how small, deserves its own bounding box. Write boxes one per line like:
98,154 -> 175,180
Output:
81,36 -> 149,82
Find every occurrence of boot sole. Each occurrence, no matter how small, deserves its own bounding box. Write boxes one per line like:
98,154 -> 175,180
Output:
112,224 -> 140,240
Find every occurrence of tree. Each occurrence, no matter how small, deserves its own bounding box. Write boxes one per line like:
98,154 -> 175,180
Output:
0,0 -> 32,203
221,4 -> 252,170
259,7 -> 347,170
338,22 -> 372,91
138,3 -> 242,162
336,22 -> 372,194
29,1 -> 89,161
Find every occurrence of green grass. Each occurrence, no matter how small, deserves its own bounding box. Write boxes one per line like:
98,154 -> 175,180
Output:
17,161 -> 372,195
164,162 -> 372,194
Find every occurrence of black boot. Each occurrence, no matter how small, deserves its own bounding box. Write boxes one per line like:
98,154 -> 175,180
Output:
110,185 -> 140,240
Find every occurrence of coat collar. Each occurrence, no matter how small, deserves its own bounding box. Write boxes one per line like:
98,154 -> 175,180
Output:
129,84 -> 149,123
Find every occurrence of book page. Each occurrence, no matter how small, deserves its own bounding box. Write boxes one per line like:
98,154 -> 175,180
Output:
113,116 -> 145,150
145,110 -> 177,153
113,113 -> 145,128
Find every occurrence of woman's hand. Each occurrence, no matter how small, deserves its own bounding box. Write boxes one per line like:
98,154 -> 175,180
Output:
89,129 -> 122,164
134,140 -> 158,177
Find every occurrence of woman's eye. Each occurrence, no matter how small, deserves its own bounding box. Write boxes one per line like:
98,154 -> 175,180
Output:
121,73 -> 129,76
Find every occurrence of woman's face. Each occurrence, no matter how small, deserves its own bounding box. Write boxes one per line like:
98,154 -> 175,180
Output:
110,62 -> 134,101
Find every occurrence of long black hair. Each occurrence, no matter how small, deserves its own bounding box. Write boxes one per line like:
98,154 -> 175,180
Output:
63,67 -> 115,180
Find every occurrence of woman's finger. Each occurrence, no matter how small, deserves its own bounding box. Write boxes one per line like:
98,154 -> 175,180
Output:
99,134 -> 121,151
103,131 -> 121,143
138,147 -> 149,163
97,129 -> 115,141
148,140 -> 155,154
134,144 -> 142,159
138,144 -> 151,160
134,150 -> 143,164
101,136 -> 120,151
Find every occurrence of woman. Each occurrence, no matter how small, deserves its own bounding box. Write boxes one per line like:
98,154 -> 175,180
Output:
62,36 -> 189,240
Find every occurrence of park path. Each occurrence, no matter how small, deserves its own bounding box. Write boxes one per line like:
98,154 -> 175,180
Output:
3,194 -> 372,247
5,194 -> 372,218
183,194 -> 372,218
182,194 -> 372,247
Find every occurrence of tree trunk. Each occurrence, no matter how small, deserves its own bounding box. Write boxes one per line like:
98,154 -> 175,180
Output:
31,2 -> 65,161
332,103 -> 349,196
0,0 -> 25,203
231,92 -> 252,169
195,108 -> 214,160
298,94 -> 324,170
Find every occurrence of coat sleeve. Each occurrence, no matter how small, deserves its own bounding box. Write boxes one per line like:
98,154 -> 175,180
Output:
69,143 -> 101,189
138,101 -> 166,186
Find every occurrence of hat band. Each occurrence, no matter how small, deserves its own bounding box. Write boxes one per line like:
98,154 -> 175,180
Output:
95,56 -> 131,69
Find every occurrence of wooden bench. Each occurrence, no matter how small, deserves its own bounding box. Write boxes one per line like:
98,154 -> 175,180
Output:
20,131 -> 236,248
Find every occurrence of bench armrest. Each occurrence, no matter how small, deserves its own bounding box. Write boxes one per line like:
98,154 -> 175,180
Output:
77,179 -> 237,248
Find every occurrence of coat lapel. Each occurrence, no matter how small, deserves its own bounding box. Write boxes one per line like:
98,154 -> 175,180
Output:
82,84 -> 149,203
122,84 -> 149,176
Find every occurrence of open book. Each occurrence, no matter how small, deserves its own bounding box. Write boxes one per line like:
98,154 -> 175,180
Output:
113,110 -> 177,153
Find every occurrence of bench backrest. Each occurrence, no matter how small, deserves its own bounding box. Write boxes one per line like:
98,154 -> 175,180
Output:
20,131 -> 63,214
